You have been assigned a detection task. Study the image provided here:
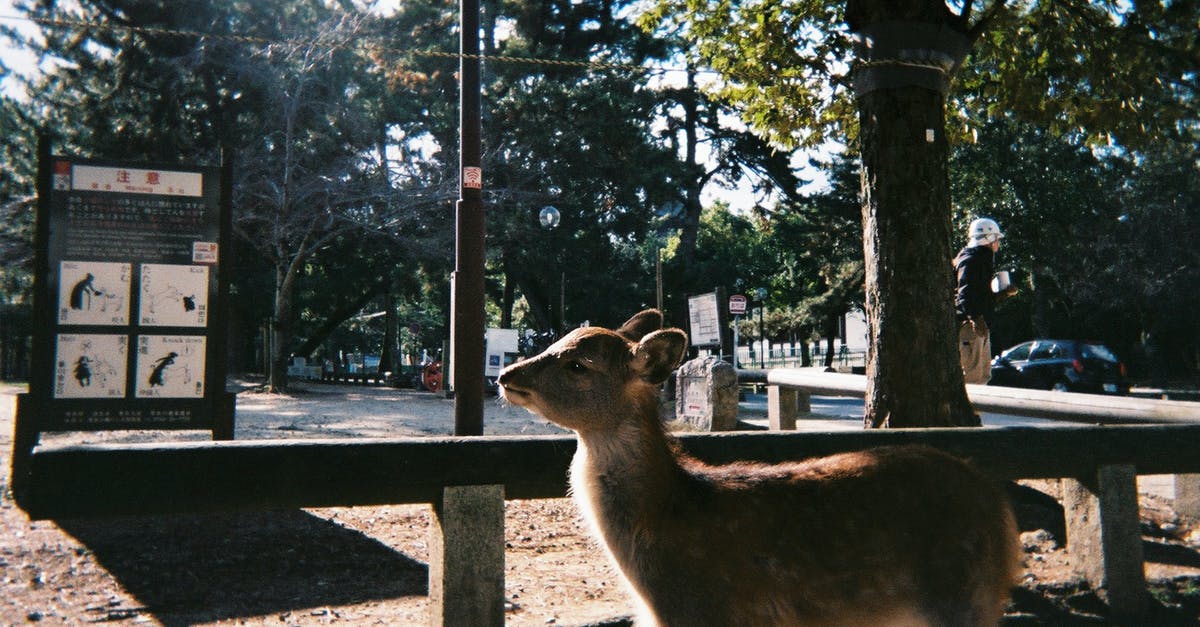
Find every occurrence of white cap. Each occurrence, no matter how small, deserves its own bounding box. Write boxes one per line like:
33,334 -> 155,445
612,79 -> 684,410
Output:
967,218 -> 1004,247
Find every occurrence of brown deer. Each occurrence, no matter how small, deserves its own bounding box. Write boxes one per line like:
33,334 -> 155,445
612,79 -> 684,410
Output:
499,310 -> 1021,627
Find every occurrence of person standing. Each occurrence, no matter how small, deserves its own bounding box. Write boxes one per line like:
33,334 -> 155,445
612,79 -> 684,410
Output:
954,218 -> 1017,384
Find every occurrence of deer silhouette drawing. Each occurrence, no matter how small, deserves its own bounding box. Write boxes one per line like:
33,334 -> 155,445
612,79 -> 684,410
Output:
499,310 -> 1020,627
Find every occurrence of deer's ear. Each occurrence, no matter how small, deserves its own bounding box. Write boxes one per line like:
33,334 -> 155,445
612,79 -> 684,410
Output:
631,329 -> 688,384
616,309 -> 664,342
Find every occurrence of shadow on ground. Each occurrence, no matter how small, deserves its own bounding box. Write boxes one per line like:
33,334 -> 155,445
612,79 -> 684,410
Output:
57,509 -> 425,625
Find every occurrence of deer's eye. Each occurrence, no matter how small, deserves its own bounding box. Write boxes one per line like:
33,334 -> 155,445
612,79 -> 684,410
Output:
566,360 -> 588,373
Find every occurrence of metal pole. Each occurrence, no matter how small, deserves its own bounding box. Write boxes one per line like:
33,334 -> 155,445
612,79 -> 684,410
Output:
759,305 -> 766,368
655,248 -> 663,311
731,314 -> 740,369
452,0 -> 484,436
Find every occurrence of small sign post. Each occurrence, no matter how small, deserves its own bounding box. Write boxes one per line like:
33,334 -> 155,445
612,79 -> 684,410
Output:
728,294 -> 747,316
727,294 -> 748,368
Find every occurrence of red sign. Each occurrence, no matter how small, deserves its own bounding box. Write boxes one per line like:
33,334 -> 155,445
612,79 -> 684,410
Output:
729,294 -> 748,315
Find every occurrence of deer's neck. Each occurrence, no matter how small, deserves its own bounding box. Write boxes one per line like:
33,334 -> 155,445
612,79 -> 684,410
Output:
570,397 -> 689,568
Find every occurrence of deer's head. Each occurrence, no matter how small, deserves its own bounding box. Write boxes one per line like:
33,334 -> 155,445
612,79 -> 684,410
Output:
499,310 -> 688,433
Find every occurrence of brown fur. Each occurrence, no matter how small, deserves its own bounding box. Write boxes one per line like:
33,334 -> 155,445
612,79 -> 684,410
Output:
499,310 -> 1020,627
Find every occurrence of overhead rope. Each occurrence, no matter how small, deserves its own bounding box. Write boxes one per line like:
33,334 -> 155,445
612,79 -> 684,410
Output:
0,13 -> 709,77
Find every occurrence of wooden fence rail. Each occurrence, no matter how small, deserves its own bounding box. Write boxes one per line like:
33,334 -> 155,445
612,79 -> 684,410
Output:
739,368 -> 1200,425
17,423 -> 1200,518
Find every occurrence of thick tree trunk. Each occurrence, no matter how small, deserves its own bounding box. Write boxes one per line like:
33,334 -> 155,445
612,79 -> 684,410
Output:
848,0 -> 977,427
858,84 -> 975,427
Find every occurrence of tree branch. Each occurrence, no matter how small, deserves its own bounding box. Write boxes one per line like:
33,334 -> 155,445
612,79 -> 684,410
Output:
966,0 -> 1009,43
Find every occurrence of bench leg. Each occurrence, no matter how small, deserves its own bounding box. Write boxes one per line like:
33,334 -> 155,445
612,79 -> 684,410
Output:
767,386 -> 798,430
428,485 -> 506,626
1063,465 -> 1146,621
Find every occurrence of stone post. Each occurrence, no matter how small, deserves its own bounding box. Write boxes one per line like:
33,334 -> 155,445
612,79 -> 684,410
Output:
675,356 -> 738,431
767,386 -> 797,431
1174,474 -> 1200,520
1063,465 -> 1146,622
429,484 -> 506,626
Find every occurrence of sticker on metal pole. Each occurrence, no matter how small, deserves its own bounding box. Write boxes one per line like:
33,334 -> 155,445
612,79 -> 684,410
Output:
462,166 -> 482,189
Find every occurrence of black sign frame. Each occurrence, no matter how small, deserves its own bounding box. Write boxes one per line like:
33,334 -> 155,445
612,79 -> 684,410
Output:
24,142 -> 233,436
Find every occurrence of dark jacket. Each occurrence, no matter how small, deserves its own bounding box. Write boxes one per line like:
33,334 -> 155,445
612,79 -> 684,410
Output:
954,245 -> 995,322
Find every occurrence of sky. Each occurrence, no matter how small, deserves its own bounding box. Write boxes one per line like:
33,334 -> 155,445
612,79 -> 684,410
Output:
0,0 -> 829,210
0,0 -> 42,101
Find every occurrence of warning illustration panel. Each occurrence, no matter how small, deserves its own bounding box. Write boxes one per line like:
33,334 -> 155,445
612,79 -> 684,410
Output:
139,263 -> 209,327
58,261 -> 130,325
136,335 -> 206,398
54,334 -> 128,399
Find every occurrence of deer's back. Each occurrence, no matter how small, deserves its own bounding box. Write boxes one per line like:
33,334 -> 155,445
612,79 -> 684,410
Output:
593,445 -> 1019,627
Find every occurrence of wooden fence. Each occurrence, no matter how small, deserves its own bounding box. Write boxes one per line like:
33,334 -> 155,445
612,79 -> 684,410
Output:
12,379 -> 1200,624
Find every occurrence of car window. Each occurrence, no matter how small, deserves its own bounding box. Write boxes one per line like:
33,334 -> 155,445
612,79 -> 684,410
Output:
1029,342 -> 1062,360
1003,342 -> 1033,361
1081,343 -> 1119,362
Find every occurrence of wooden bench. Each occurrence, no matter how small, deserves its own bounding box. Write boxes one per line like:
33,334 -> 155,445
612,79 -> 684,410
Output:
14,420 -> 1200,624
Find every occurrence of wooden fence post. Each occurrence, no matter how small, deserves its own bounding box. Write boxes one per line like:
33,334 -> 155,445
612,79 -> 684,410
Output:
429,484 -> 505,627
1062,465 -> 1146,622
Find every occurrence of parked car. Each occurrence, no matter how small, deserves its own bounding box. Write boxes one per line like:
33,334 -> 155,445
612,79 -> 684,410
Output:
989,339 -> 1129,395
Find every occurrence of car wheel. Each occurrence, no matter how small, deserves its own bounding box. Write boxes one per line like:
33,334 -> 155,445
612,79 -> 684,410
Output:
1051,382 -> 1070,392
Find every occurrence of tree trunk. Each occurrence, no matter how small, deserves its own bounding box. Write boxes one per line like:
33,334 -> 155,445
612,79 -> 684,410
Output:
677,65 -> 702,267
268,261 -> 293,393
799,330 -> 812,367
847,0 -> 978,427
501,273 -> 514,329
858,81 -> 975,427
380,291 -> 397,374
505,264 -> 553,333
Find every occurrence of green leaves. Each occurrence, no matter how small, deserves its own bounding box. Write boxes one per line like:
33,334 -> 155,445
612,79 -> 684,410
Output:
643,1 -> 1196,156
639,0 -> 852,150
955,1 -> 1198,152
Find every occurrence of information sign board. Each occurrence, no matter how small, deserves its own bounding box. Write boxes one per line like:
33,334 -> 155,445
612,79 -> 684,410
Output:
30,156 -> 230,431
687,292 -> 722,347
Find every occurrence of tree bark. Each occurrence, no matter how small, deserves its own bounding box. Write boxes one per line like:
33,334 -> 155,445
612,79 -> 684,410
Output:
269,261 -> 294,393
380,291 -> 397,373
501,274 -> 515,329
504,264 -> 553,333
677,65 -> 702,267
851,1 -> 976,427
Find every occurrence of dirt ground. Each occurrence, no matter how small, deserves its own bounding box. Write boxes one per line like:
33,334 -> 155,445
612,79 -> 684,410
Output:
3,379 -> 1200,626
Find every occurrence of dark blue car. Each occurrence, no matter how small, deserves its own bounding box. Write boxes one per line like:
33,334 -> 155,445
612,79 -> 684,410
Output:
989,339 -> 1129,395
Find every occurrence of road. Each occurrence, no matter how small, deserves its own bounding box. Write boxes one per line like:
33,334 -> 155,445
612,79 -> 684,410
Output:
738,393 -> 1095,430
738,392 -> 1177,499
